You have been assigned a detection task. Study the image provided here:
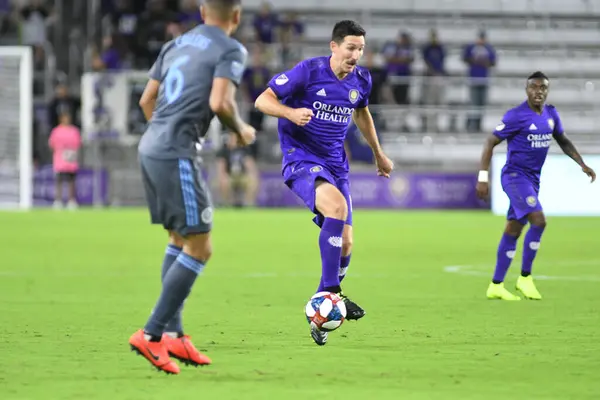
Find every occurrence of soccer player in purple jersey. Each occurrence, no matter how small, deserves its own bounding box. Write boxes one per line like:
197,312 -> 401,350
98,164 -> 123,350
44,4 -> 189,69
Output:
255,20 -> 394,345
476,71 -> 596,301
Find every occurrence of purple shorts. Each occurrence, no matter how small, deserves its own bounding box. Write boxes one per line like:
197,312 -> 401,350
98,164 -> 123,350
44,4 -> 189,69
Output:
283,161 -> 352,227
501,173 -> 543,224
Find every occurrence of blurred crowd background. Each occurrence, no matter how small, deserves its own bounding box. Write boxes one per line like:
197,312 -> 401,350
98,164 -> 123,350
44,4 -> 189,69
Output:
2,0 -> 600,208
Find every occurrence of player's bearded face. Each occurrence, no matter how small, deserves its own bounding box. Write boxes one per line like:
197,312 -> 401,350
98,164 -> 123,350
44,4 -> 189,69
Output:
333,36 -> 365,73
526,79 -> 549,107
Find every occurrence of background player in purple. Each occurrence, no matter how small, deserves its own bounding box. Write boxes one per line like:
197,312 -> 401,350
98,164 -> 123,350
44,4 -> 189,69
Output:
476,71 -> 596,301
254,20 -> 394,345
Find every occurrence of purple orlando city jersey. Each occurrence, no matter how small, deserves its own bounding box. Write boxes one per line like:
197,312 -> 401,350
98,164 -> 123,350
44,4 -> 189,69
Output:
493,101 -> 564,185
267,56 -> 372,177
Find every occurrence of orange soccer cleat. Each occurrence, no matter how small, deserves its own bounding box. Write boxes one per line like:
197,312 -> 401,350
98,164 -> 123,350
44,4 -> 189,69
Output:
162,334 -> 212,367
129,329 -> 180,374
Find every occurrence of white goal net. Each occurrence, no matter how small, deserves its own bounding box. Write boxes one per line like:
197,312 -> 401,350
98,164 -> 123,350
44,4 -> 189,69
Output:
0,47 -> 33,209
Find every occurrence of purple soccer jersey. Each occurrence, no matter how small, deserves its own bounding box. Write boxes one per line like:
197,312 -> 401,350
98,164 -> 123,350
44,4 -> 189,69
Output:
494,101 -> 564,222
267,56 -> 372,226
268,56 -> 372,174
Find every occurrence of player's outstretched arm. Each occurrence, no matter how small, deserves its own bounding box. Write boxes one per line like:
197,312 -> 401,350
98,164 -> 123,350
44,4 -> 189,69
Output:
554,133 -> 596,182
353,107 -> 393,178
210,77 -> 255,145
476,134 -> 503,199
139,79 -> 160,121
254,88 -> 313,126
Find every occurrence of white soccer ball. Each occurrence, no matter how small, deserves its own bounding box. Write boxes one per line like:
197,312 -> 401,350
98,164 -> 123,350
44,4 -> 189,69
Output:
305,291 -> 347,332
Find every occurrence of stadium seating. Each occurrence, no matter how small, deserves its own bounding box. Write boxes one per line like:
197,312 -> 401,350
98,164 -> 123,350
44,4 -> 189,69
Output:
397,77 -> 600,107
302,24 -> 600,48
243,0 -> 600,15
299,46 -> 600,78
243,0 -> 600,139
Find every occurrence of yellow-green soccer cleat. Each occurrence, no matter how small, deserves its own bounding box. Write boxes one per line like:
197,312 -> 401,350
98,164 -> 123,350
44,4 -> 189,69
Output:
516,276 -> 542,300
486,282 -> 521,301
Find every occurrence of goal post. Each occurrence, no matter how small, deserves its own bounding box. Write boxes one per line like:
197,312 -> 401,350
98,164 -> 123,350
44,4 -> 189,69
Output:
0,46 -> 33,210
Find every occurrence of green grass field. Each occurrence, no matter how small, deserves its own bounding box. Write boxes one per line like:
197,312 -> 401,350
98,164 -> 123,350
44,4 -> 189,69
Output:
1,209 -> 599,399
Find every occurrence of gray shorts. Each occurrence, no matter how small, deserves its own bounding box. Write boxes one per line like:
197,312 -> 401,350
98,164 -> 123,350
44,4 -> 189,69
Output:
139,154 -> 213,236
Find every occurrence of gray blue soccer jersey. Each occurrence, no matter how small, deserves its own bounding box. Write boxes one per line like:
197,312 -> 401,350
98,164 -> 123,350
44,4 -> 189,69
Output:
138,25 -> 248,159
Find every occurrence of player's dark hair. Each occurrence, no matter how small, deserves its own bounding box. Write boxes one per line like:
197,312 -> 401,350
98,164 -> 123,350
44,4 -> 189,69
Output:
203,0 -> 241,5
331,20 -> 366,44
203,0 -> 241,16
527,71 -> 549,81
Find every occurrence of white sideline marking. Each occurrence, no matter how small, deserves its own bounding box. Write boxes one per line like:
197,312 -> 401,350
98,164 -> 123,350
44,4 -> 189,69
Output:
443,263 -> 600,282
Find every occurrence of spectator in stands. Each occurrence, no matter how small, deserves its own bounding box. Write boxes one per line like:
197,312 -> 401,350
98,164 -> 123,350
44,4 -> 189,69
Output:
463,31 -> 496,132
253,1 -> 278,62
136,0 -> 177,68
102,0 -> 138,59
421,29 -> 446,132
101,0 -> 145,14
33,117 -> 42,167
241,47 -> 270,155
0,0 -> 12,34
19,0 -> 51,70
49,112 -> 82,210
363,49 -> 388,130
382,31 -> 414,105
364,50 -> 387,104
178,0 -> 203,32
91,34 -> 124,71
48,83 -> 81,130
104,0 -> 138,38
216,133 -> 259,208
278,11 -> 304,68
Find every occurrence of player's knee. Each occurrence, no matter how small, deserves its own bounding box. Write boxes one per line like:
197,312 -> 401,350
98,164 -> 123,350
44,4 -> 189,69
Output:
321,195 -> 347,220
505,221 -> 524,237
329,200 -> 348,221
318,198 -> 348,220
185,244 -> 212,263
315,182 -> 348,220
528,213 -> 547,229
532,219 -> 547,229
183,233 -> 212,263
